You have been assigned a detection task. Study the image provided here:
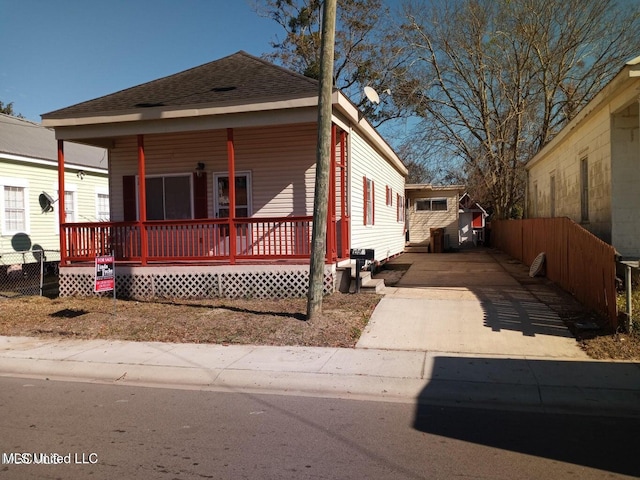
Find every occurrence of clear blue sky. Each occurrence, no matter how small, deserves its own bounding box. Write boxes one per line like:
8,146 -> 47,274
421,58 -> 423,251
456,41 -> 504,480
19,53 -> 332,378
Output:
0,0 -> 283,122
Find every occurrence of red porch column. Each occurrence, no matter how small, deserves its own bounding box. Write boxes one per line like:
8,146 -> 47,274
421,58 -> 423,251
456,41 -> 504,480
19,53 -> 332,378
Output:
326,125 -> 338,262
227,128 -> 236,265
57,140 -> 66,265
137,135 -> 148,265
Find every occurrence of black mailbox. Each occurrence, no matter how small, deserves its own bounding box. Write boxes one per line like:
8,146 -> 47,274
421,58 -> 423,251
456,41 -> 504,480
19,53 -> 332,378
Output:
350,248 -> 375,260
350,248 -> 374,293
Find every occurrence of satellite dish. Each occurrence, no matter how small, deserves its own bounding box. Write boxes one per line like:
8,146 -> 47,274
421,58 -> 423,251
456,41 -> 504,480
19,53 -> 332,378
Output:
364,86 -> 380,104
39,192 -> 56,213
529,252 -> 546,277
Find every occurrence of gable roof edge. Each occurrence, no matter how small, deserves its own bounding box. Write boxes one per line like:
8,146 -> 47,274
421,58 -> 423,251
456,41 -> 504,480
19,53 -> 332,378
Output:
526,57 -> 640,170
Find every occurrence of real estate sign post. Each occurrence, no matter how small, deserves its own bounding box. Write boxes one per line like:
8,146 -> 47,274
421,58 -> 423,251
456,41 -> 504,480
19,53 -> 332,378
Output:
95,254 -> 116,315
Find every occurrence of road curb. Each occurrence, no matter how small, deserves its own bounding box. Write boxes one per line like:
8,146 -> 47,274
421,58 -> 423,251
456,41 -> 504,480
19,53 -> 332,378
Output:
1,356 -> 639,418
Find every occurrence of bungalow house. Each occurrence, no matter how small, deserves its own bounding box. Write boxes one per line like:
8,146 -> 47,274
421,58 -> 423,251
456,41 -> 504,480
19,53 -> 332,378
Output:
526,55 -> 640,260
0,113 -> 108,262
405,184 -> 465,251
41,51 -> 407,299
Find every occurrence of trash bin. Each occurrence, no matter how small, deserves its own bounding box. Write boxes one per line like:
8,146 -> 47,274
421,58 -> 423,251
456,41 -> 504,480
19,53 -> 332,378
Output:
430,227 -> 445,253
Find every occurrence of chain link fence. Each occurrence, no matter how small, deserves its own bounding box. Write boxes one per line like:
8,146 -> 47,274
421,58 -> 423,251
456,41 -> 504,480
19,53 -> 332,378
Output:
0,250 -> 60,298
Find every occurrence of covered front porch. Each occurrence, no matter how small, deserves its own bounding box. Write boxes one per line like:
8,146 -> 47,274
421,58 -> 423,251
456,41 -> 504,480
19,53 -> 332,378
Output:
55,125 -> 350,299
56,125 -> 350,268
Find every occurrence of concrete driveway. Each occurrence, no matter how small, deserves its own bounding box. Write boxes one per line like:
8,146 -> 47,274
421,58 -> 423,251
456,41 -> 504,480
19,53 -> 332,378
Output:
357,249 -> 589,359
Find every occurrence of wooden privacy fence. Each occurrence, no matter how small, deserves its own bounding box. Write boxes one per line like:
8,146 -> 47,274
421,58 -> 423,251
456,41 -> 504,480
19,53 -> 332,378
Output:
492,218 -> 618,327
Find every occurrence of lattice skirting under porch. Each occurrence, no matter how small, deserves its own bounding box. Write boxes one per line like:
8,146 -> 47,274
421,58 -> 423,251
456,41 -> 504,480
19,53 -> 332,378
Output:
59,264 -> 336,300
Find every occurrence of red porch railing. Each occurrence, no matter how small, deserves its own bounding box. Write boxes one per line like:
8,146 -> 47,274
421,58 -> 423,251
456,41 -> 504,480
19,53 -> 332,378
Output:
62,216 -> 314,264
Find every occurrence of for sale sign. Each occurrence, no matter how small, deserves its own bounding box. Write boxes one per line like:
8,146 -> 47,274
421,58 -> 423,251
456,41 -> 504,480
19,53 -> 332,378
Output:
94,256 -> 115,293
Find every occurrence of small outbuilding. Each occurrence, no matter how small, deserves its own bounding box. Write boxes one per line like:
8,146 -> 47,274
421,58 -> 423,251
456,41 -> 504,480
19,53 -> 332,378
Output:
458,193 -> 488,246
405,184 -> 465,251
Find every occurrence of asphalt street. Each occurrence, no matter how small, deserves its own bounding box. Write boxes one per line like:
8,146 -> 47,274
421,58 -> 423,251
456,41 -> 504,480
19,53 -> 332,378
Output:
1,377 -> 639,480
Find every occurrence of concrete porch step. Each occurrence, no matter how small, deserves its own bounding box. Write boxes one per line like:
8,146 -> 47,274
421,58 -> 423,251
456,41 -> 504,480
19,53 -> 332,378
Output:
335,264 -> 386,294
350,276 -> 386,294
348,269 -> 386,294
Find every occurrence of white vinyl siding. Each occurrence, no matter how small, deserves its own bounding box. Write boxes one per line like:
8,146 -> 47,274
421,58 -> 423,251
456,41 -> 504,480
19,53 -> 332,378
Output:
108,123 -> 405,263
109,125 -> 317,222
349,132 -> 405,262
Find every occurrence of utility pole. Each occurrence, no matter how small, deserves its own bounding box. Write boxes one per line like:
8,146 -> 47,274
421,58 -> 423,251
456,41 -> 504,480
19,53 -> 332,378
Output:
307,0 -> 337,320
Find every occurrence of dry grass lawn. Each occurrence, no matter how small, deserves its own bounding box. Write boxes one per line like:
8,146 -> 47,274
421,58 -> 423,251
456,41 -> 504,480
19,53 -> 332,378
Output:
0,293 -> 381,348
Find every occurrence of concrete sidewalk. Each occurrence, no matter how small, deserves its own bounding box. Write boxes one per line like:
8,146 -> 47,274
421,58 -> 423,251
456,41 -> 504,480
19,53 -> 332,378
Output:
0,335 -> 639,417
0,248 -> 638,417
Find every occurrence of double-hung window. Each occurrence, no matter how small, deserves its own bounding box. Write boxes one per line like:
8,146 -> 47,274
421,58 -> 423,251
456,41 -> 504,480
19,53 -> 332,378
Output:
64,190 -> 76,222
363,177 -> 375,225
1,178 -> 29,235
96,187 -> 110,222
397,194 -> 405,222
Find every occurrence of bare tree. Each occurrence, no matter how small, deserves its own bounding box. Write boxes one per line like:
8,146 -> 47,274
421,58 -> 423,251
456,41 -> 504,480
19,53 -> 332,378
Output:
395,0 -> 640,218
254,0 -> 413,126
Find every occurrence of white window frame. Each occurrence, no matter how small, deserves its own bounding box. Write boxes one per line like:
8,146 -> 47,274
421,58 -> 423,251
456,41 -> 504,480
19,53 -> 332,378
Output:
364,176 -> 374,226
95,186 -> 110,222
0,177 -> 30,236
54,183 -> 78,234
64,189 -> 78,223
415,198 -> 448,212
213,171 -> 253,218
397,194 -> 405,223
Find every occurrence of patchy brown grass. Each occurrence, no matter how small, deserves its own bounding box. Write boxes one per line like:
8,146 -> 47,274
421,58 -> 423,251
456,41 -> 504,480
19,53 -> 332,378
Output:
0,293 -> 381,348
575,288 -> 640,361
559,300 -> 640,361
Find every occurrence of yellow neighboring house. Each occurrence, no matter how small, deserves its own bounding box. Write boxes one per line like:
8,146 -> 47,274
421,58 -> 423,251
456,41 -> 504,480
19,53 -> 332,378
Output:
526,56 -> 640,259
0,113 -> 108,262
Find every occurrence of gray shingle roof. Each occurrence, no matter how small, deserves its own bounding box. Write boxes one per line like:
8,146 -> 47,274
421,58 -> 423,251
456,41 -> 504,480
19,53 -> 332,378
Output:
0,114 -> 107,169
42,51 -> 320,119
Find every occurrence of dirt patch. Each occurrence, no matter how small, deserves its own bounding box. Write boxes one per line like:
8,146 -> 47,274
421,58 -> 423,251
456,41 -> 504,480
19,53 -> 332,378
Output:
558,311 -> 640,361
0,293 -> 381,348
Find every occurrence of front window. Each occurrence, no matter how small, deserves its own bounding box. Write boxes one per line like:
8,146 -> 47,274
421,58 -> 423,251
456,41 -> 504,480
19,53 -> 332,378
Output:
97,193 -> 110,221
145,175 -> 192,220
415,198 -> 448,211
3,185 -> 27,233
64,191 -> 76,222
214,172 -> 252,218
